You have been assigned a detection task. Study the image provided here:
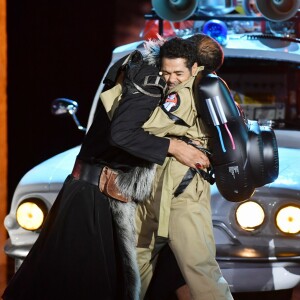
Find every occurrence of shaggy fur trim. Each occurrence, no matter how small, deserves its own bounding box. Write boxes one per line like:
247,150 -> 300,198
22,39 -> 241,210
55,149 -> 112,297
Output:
142,34 -> 166,66
116,164 -> 157,203
109,164 -> 157,298
109,200 -> 140,300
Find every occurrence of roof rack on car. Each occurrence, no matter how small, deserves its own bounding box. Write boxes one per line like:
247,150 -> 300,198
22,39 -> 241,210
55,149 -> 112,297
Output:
245,34 -> 300,44
144,9 -> 300,37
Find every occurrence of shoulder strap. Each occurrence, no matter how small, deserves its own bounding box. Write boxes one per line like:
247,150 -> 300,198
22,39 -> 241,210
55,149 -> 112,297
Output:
132,75 -> 167,98
102,50 -> 142,91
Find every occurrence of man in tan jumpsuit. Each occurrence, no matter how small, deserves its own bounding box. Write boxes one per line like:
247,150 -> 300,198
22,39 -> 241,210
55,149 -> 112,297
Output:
136,36 -> 233,300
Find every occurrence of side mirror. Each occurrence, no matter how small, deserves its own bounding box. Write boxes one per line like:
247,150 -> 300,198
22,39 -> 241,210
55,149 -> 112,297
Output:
51,98 -> 86,132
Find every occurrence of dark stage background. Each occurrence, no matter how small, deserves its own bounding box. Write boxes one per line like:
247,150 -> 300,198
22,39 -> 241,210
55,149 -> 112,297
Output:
6,0 -> 150,204
4,2 -> 300,299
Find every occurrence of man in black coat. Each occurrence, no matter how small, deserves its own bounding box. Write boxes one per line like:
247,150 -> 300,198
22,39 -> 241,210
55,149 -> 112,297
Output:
2,48 -> 208,300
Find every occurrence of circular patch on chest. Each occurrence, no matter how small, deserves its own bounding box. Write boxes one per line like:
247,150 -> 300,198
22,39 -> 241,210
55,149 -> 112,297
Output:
162,92 -> 180,112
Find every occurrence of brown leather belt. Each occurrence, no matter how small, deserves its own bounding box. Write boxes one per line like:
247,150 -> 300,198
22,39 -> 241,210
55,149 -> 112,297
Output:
71,159 -> 128,203
71,159 -> 103,187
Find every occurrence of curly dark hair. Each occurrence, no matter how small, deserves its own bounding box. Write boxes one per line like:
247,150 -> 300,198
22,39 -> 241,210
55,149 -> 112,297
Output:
187,33 -> 224,75
159,37 -> 197,69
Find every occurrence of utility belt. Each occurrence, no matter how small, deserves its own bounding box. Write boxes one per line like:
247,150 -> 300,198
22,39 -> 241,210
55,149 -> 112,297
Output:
71,159 -> 129,203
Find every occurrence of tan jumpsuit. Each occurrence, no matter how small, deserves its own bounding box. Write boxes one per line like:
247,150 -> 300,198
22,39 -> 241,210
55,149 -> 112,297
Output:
136,75 -> 233,300
100,72 -> 233,300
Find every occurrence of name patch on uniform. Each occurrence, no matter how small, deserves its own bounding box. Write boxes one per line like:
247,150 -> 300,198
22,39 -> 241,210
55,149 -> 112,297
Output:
162,93 -> 180,112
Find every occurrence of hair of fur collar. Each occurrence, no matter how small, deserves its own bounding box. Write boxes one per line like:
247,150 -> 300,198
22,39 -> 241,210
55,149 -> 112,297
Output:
142,34 -> 166,66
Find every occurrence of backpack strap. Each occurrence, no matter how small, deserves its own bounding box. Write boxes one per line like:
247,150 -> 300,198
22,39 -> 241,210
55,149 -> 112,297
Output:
161,105 -> 190,127
173,137 -> 216,197
174,168 -> 197,197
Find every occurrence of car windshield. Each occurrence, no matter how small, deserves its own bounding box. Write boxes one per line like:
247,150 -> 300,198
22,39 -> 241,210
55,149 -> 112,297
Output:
218,57 -> 300,131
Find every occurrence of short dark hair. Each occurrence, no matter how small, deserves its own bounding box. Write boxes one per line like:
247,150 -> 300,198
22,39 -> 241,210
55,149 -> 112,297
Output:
188,33 -> 224,75
159,37 -> 197,69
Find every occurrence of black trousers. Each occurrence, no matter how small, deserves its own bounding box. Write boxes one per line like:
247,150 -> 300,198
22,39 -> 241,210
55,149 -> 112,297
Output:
3,176 -> 122,300
145,244 -> 186,300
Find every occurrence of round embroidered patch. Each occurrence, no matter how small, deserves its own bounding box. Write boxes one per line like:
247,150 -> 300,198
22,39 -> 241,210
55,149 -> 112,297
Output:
162,92 -> 180,112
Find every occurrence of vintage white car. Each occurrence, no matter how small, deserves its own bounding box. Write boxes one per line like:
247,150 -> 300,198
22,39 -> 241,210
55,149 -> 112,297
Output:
4,14 -> 300,295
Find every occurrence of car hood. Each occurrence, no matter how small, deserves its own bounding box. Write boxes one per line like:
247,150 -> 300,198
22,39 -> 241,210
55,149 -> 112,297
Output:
15,141 -> 300,198
12,121 -> 300,203
269,147 -> 300,190
17,146 -> 80,193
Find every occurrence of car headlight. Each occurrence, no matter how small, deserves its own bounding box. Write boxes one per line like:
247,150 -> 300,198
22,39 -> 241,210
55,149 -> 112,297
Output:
276,205 -> 300,234
236,201 -> 265,231
16,199 -> 48,231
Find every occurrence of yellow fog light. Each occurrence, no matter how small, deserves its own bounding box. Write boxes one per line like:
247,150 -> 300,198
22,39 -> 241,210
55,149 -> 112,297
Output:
236,201 -> 265,231
16,200 -> 47,230
276,205 -> 300,234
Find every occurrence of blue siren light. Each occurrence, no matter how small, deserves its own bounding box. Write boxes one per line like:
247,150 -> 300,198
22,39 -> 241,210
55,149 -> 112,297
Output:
202,19 -> 228,46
